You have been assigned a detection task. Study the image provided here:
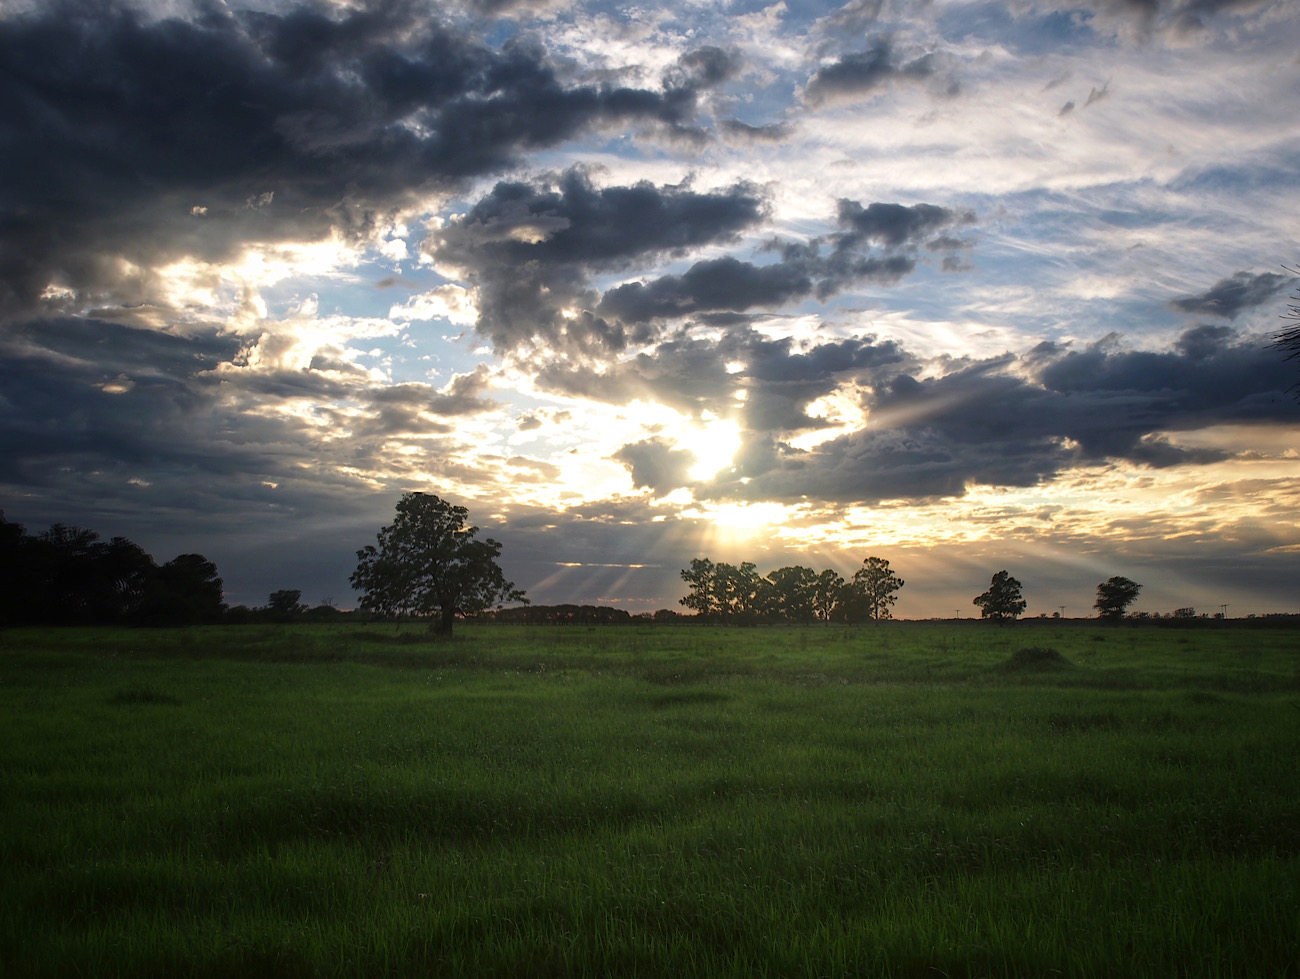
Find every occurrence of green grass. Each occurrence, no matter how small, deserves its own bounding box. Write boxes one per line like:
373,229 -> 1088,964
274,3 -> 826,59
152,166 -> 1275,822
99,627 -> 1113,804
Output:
2,621 -> 1298,977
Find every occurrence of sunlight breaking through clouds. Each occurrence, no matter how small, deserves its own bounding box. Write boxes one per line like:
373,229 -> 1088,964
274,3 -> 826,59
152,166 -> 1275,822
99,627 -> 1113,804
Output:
0,0 -> 1297,614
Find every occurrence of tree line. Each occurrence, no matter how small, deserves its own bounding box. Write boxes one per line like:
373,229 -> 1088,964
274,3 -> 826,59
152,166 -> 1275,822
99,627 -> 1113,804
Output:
679,558 -> 1144,624
678,556 -> 905,624
0,514 -> 354,627
0,513 -> 225,626
0,495 -> 1171,631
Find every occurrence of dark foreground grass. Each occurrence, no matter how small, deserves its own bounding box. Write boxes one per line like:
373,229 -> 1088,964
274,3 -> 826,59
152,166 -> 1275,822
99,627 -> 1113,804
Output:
2,622 -> 1298,977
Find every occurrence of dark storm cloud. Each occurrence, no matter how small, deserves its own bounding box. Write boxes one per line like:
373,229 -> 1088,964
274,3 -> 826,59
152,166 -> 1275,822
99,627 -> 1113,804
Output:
537,330 -> 740,413
642,325 -> 1300,506
0,315 -> 501,511
0,1 -> 713,319
0,319 -> 263,489
663,46 -> 743,92
429,167 -> 767,353
737,332 -> 910,431
598,257 -> 816,322
3,317 -> 239,383
836,201 -> 972,248
593,198 -> 970,327
804,38 -> 941,105
612,438 -> 696,497
586,329 -> 910,456
368,366 -> 500,416
720,119 -> 795,143
1079,0 -> 1273,35
1168,270 -> 1287,318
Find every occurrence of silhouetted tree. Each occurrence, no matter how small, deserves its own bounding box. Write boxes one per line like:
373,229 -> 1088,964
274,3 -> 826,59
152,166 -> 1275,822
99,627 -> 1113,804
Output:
973,570 -> 1026,621
0,512 -> 34,624
20,524 -> 157,624
765,565 -> 819,623
0,514 -> 227,626
680,558 -> 721,618
812,568 -> 845,622
139,554 -> 226,625
839,556 -> 905,622
1095,576 -> 1141,620
679,559 -> 769,621
351,493 -> 527,636
267,589 -> 308,620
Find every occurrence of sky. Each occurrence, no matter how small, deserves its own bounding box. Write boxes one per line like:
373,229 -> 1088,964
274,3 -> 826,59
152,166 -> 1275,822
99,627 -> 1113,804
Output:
2,0 -> 1299,618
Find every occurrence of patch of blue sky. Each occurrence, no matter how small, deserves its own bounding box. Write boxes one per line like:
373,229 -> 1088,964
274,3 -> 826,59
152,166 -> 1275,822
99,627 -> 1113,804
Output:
935,2 -> 1096,55
1169,158 -> 1300,197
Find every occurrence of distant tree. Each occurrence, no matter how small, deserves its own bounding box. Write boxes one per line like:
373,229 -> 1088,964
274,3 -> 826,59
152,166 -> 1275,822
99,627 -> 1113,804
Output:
715,561 -> 765,619
841,556 -> 905,622
812,569 -> 845,622
680,558 -> 721,618
0,515 -> 228,627
26,524 -> 157,624
101,537 -> 157,622
679,559 -> 768,621
351,493 -> 527,636
1173,606 -> 1197,619
140,554 -> 226,625
1095,576 -> 1142,620
267,589 -> 308,619
765,565 -> 819,623
0,513 -> 34,625
973,570 -> 1026,621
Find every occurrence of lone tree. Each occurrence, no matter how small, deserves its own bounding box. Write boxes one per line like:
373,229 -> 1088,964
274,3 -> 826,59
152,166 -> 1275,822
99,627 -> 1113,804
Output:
842,556 -> 905,621
1095,576 -> 1141,620
973,570 -> 1026,621
351,493 -> 527,636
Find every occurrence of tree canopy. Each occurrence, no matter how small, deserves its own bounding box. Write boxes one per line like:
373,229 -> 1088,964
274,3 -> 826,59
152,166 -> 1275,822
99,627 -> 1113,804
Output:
0,512 -> 224,626
841,557 -> 905,622
350,493 -> 527,635
973,570 -> 1027,621
679,556 -> 902,624
1095,576 -> 1142,619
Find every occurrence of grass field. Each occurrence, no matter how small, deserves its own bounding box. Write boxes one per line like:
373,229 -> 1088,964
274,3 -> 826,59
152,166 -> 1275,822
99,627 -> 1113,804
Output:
2,621 -> 1298,977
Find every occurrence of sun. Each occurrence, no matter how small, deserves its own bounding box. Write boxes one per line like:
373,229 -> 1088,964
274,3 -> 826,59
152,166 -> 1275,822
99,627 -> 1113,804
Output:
704,501 -> 790,533
676,416 -> 741,481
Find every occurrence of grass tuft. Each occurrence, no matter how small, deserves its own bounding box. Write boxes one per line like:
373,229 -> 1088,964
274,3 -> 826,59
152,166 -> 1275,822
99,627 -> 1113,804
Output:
1002,646 -> 1072,671
108,686 -> 182,706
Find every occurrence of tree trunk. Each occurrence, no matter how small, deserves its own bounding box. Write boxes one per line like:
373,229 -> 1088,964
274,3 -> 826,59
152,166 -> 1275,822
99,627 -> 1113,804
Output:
430,605 -> 456,637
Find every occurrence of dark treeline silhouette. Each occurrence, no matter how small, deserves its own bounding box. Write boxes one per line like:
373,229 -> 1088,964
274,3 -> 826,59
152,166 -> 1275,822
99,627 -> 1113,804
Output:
0,512 -> 224,626
485,604 -> 661,625
678,556 -> 904,624
225,589 -> 351,625
8,506 -> 1297,629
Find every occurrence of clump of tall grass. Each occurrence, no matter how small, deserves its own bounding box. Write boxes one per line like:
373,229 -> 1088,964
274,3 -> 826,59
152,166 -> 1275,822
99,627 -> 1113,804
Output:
1001,646 -> 1072,671
108,686 -> 182,706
